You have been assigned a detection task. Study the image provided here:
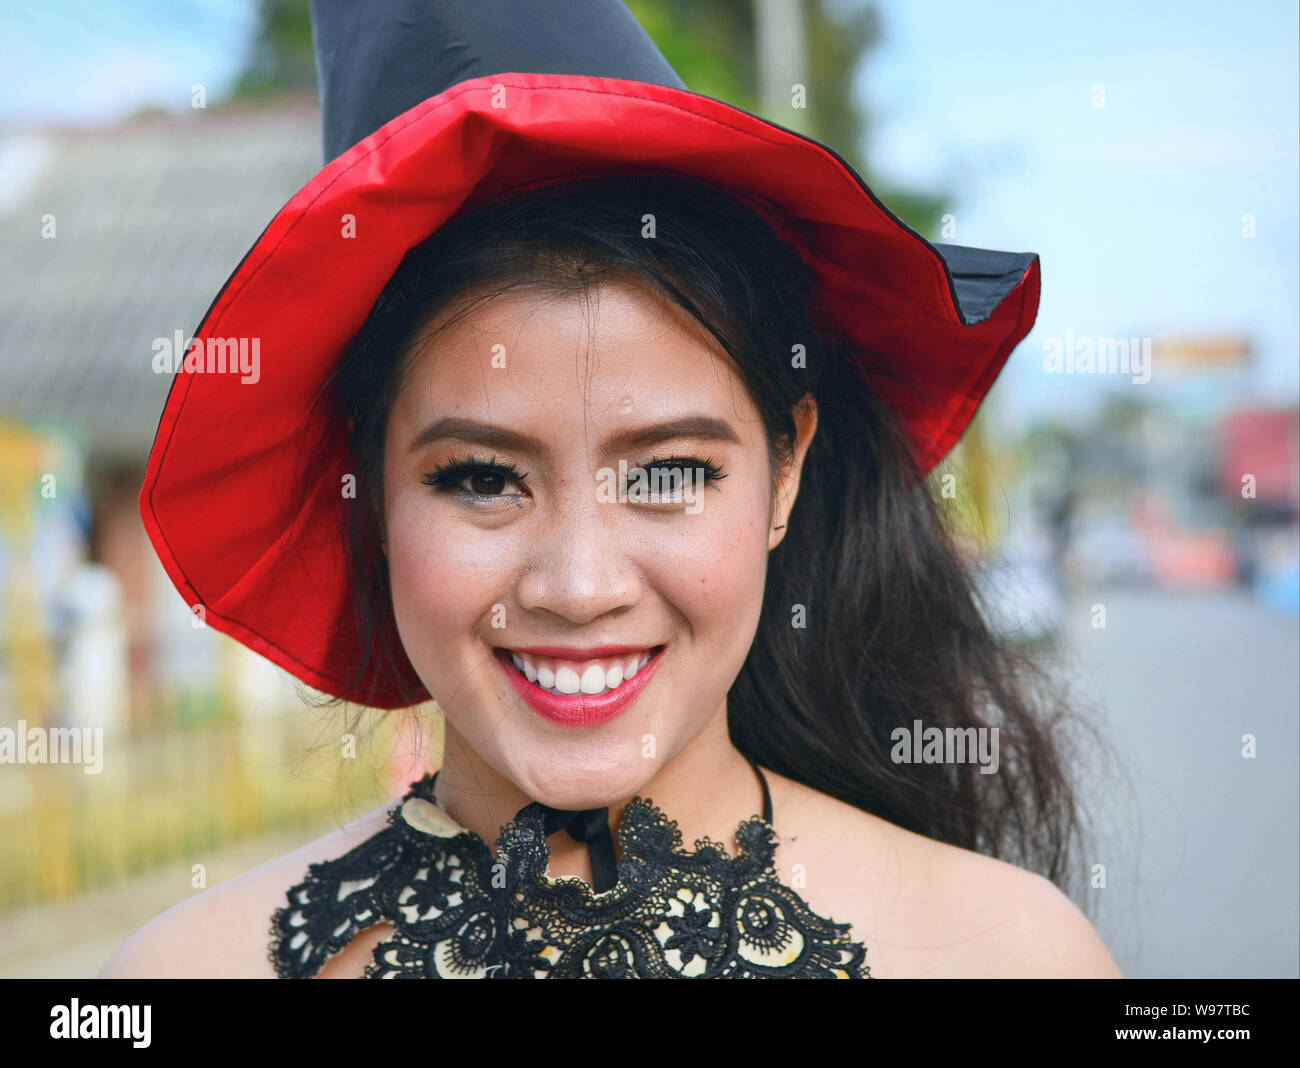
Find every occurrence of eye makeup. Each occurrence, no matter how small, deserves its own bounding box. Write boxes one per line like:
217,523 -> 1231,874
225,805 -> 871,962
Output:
420,452 -> 727,503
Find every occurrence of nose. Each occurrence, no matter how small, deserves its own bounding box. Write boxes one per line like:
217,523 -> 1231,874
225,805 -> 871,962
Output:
514,476 -> 643,625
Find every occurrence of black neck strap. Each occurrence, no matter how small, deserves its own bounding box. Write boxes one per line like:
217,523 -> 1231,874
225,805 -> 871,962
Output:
429,759 -> 773,894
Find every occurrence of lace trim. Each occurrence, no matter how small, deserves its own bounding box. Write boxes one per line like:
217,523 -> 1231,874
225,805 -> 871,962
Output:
269,774 -> 871,979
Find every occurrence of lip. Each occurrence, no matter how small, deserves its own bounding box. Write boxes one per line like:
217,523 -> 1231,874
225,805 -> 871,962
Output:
506,644 -> 655,660
496,644 -> 665,729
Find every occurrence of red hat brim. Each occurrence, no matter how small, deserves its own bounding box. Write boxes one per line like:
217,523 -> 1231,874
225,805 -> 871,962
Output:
140,72 -> 1040,708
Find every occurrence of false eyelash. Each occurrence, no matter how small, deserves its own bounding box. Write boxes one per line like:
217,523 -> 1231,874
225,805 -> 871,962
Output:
636,454 -> 728,487
420,453 -> 530,497
420,452 -> 729,501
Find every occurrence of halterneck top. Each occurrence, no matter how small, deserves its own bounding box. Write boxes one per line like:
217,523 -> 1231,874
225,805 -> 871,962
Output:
269,761 -> 871,978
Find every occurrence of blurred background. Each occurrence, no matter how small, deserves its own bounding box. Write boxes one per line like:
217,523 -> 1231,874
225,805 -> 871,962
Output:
0,0 -> 1295,978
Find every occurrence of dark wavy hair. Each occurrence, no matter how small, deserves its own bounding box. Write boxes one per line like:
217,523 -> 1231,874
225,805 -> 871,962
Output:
324,172 -> 1103,903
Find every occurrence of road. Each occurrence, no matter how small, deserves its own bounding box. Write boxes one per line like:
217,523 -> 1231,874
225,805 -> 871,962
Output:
1058,587 -> 1299,978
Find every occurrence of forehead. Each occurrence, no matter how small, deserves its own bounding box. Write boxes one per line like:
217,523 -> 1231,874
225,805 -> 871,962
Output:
391,278 -> 761,440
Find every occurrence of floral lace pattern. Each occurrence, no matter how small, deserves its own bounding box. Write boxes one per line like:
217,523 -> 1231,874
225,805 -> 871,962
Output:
269,774 -> 870,979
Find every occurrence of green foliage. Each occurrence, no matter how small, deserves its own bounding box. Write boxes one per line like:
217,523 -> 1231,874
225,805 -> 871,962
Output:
802,0 -> 878,169
231,0 -> 316,98
626,0 -> 758,109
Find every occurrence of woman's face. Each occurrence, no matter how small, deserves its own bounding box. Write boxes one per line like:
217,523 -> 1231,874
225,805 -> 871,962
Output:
382,276 -> 815,809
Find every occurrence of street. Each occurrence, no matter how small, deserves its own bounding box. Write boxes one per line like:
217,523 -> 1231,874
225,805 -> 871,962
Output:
1060,588 -> 1299,978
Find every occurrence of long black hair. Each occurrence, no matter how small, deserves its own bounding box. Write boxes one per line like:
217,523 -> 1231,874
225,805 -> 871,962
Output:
325,173 -> 1103,901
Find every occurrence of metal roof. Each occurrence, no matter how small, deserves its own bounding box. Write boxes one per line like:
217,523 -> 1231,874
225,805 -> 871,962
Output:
0,99 -> 322,459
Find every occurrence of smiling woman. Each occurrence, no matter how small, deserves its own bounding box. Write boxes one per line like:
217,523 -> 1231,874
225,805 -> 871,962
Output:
310,172 -> 1116,971
101,0 -> 1122,980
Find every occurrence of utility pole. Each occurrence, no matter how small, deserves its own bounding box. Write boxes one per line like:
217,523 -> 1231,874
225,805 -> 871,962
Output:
754,0 -> 810,132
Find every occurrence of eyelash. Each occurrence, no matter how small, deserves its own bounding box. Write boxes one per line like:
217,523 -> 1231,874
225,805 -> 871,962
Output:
420,453 -> 531,500
420,452 -> 728,502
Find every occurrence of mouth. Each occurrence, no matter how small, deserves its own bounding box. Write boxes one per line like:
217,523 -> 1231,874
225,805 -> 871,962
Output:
494,644 -> 666,729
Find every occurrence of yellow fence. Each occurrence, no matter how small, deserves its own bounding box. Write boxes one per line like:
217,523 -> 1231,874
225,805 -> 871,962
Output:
0,701 -> 443,913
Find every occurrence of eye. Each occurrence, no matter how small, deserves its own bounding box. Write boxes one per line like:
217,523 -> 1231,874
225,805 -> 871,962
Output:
629,455 -> 727,502
421,454 -> 529,501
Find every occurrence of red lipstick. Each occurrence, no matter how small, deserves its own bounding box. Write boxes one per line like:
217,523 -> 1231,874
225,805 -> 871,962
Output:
495,646 -> 664,729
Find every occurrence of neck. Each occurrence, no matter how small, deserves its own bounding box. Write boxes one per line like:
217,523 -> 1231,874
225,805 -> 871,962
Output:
430,711 -> 765,882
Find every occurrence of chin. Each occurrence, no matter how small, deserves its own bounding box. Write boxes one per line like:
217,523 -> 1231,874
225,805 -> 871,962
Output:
504,746 -> 661,812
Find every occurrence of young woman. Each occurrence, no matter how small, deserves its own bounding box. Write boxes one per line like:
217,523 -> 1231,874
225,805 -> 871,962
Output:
101,0 -> 1121,979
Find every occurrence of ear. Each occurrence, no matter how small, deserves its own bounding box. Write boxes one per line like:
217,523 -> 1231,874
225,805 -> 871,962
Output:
768,394 -> 818,552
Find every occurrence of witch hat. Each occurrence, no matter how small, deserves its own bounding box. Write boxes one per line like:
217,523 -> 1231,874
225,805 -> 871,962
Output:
140,0 -> 1041,708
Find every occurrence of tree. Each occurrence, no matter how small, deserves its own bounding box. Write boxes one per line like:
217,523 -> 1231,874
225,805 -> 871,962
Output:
231,0 -> 316,99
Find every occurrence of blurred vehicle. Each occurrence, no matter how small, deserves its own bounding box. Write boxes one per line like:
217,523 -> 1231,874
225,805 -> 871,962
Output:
1235,501 -> 1300,616
1065,506 -> 1153,588
1218,407 -> 1300,613
1132,492 -> 1237,589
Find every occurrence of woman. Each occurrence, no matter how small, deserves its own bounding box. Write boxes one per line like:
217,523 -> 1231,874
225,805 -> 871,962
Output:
101,0 -> 1121,978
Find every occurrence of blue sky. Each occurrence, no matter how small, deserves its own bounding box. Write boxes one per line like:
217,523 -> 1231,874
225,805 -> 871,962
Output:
2,0 -> 1296,434
0,0 -> 255,123
867,0 -> 1299,430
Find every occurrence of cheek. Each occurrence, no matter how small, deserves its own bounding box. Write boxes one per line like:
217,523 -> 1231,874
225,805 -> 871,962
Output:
383,491 -> 507,674
644,480 -> 772,651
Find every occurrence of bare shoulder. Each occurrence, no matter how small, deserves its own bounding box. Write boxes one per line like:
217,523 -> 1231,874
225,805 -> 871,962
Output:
97,797 -> 398,979
760,766 -> 1123,979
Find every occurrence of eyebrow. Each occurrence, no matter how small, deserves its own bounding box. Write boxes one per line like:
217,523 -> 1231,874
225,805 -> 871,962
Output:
408,414 -> 741,458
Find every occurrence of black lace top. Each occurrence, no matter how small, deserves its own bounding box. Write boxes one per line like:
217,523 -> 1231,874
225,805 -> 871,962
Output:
269,763 -> 871,978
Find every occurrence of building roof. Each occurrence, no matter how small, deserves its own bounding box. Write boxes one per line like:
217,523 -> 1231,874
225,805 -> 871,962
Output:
0,99 -> 322,460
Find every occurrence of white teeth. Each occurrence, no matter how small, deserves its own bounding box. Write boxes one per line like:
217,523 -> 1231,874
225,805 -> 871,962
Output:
579,664 -> 606,695
511,652 -> 539,683
506,648 -> 657,697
